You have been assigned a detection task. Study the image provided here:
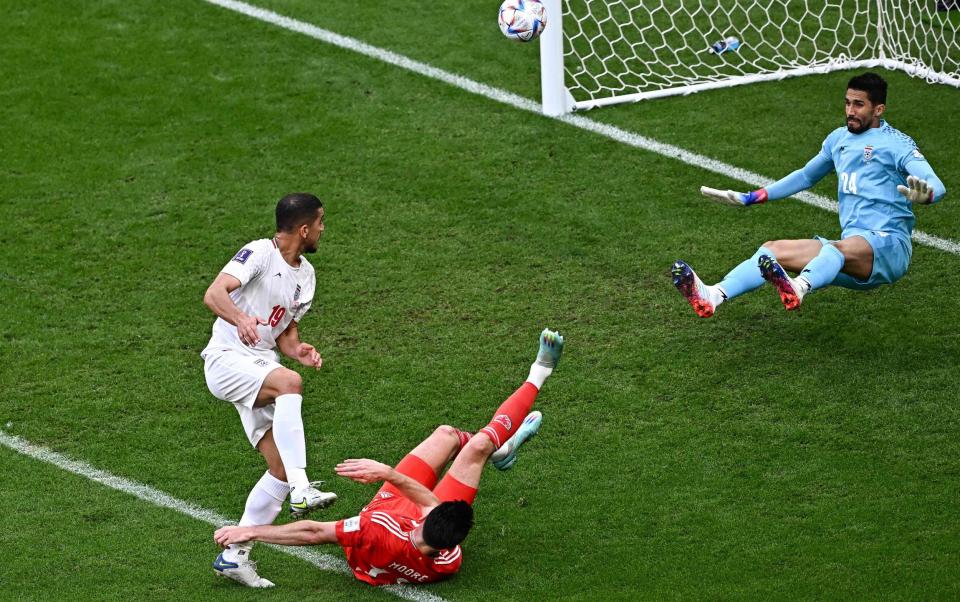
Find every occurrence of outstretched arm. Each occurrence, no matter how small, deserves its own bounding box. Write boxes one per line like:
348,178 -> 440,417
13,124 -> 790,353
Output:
702,152 -> 834,206
765,152 -> 834,199
214,520 -> 337,548
336,459 -> 439,513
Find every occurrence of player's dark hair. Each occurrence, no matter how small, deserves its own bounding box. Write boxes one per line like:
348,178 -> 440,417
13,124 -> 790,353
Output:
422,501 -> 473,550
847,72 -> 887,105
275,193 -> 323,233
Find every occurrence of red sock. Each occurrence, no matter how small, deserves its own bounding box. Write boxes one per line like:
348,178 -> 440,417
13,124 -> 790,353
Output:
452,428 -> 473,450
479,382 -> 539,449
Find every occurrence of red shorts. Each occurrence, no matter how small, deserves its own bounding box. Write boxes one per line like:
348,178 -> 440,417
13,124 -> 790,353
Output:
368,453 -> 474,509
378,454 -> 437,498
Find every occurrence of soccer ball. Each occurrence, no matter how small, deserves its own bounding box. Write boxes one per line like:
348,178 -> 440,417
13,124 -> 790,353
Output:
498,0 -> 547,42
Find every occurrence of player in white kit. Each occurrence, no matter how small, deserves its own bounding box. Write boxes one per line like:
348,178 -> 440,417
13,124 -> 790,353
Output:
201,193 -> 336,588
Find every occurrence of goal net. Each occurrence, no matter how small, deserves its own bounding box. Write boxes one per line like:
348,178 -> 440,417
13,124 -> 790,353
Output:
539,0 -> 960,114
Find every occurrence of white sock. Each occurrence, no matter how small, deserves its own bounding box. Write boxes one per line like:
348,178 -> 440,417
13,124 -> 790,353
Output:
526,362 -> 553,389
710,284 -> 728,307
223,471 -> 290,562
272,393 -> 310,492
795,276 -> 812,295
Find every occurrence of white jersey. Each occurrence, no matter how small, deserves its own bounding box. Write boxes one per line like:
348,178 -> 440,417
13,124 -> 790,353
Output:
201,238 -> 316,361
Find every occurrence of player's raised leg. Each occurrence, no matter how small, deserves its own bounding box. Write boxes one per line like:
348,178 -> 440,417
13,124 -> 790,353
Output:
256,367 -> 336,516
673,244 -> 786,317
406,425 -> 475,473
714,245 -> 778,302
797,240 -> 846,291
435,329 -> 564,501
478,328 -> 561,452
758,255 -> 808,310
377,425 -> 475,498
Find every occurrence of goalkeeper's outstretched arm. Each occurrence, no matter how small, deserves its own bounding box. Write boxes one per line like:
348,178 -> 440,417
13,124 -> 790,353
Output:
702,152 -> 833,206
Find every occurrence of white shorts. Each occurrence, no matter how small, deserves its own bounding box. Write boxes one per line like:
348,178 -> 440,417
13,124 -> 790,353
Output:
203,349 -> 282,447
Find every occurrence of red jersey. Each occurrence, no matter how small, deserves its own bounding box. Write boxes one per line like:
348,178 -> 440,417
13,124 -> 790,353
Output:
335,491 -> 463,586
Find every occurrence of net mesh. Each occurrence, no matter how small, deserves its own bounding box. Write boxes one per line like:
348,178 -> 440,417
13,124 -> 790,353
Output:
562,0 -> 960,107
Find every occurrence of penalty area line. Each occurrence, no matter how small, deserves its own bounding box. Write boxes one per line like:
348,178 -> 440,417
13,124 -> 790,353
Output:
0,430 -> 449,602
199,0 -> 960,258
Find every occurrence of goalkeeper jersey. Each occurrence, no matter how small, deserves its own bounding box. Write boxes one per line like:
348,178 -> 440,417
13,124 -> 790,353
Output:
822,120 -> 936,240
766,119 -> 945,242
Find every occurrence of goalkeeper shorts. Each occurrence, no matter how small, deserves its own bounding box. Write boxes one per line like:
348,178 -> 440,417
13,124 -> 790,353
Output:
814,230 -> 912,290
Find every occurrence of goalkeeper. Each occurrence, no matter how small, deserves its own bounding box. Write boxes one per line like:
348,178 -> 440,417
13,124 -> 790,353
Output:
672,72 -> 946,317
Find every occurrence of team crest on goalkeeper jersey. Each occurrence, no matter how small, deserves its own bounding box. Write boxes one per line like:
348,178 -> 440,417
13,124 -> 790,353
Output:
863,146 -> 874,162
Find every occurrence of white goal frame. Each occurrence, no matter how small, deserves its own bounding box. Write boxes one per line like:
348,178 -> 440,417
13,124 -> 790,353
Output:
539,0 -> 960,115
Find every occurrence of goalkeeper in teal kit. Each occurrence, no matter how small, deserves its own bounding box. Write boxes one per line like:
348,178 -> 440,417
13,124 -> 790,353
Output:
672,72 -> 946,317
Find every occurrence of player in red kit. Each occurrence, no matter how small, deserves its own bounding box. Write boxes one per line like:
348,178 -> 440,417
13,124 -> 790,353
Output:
213,328 -> 564,587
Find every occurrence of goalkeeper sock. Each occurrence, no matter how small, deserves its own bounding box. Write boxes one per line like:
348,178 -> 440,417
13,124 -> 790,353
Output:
223,471 -> 290,562
707,284 -> 728,308
716,245 -> 775,298
273,393 -> 310,492
798,242 -> 845,290
480,382 -> 539,450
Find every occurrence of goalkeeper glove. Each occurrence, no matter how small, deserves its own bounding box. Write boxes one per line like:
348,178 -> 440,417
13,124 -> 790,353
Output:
700,186 -> 768,206
896,175 -> 934,204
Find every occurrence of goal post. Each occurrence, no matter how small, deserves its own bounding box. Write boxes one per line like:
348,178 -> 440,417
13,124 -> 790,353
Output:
540,0 -> 960,115
540,0 -> 574,115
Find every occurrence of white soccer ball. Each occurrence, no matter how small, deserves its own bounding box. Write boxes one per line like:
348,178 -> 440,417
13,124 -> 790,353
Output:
498,0 -> 547,42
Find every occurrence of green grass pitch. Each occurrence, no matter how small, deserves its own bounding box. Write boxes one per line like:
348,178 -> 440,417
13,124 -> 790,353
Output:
1,1 -> 959,600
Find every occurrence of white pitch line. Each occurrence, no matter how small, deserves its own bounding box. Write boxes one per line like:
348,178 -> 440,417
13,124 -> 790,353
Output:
0,430 -> 448,602
199,0 -> 960,257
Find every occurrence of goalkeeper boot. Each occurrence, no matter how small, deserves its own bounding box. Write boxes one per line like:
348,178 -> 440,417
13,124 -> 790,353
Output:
758,255 -> 807,311
490,411 -> 542,471
289,482 -> 337,517
213,551 -> 275,588
672,260 -> 722,318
